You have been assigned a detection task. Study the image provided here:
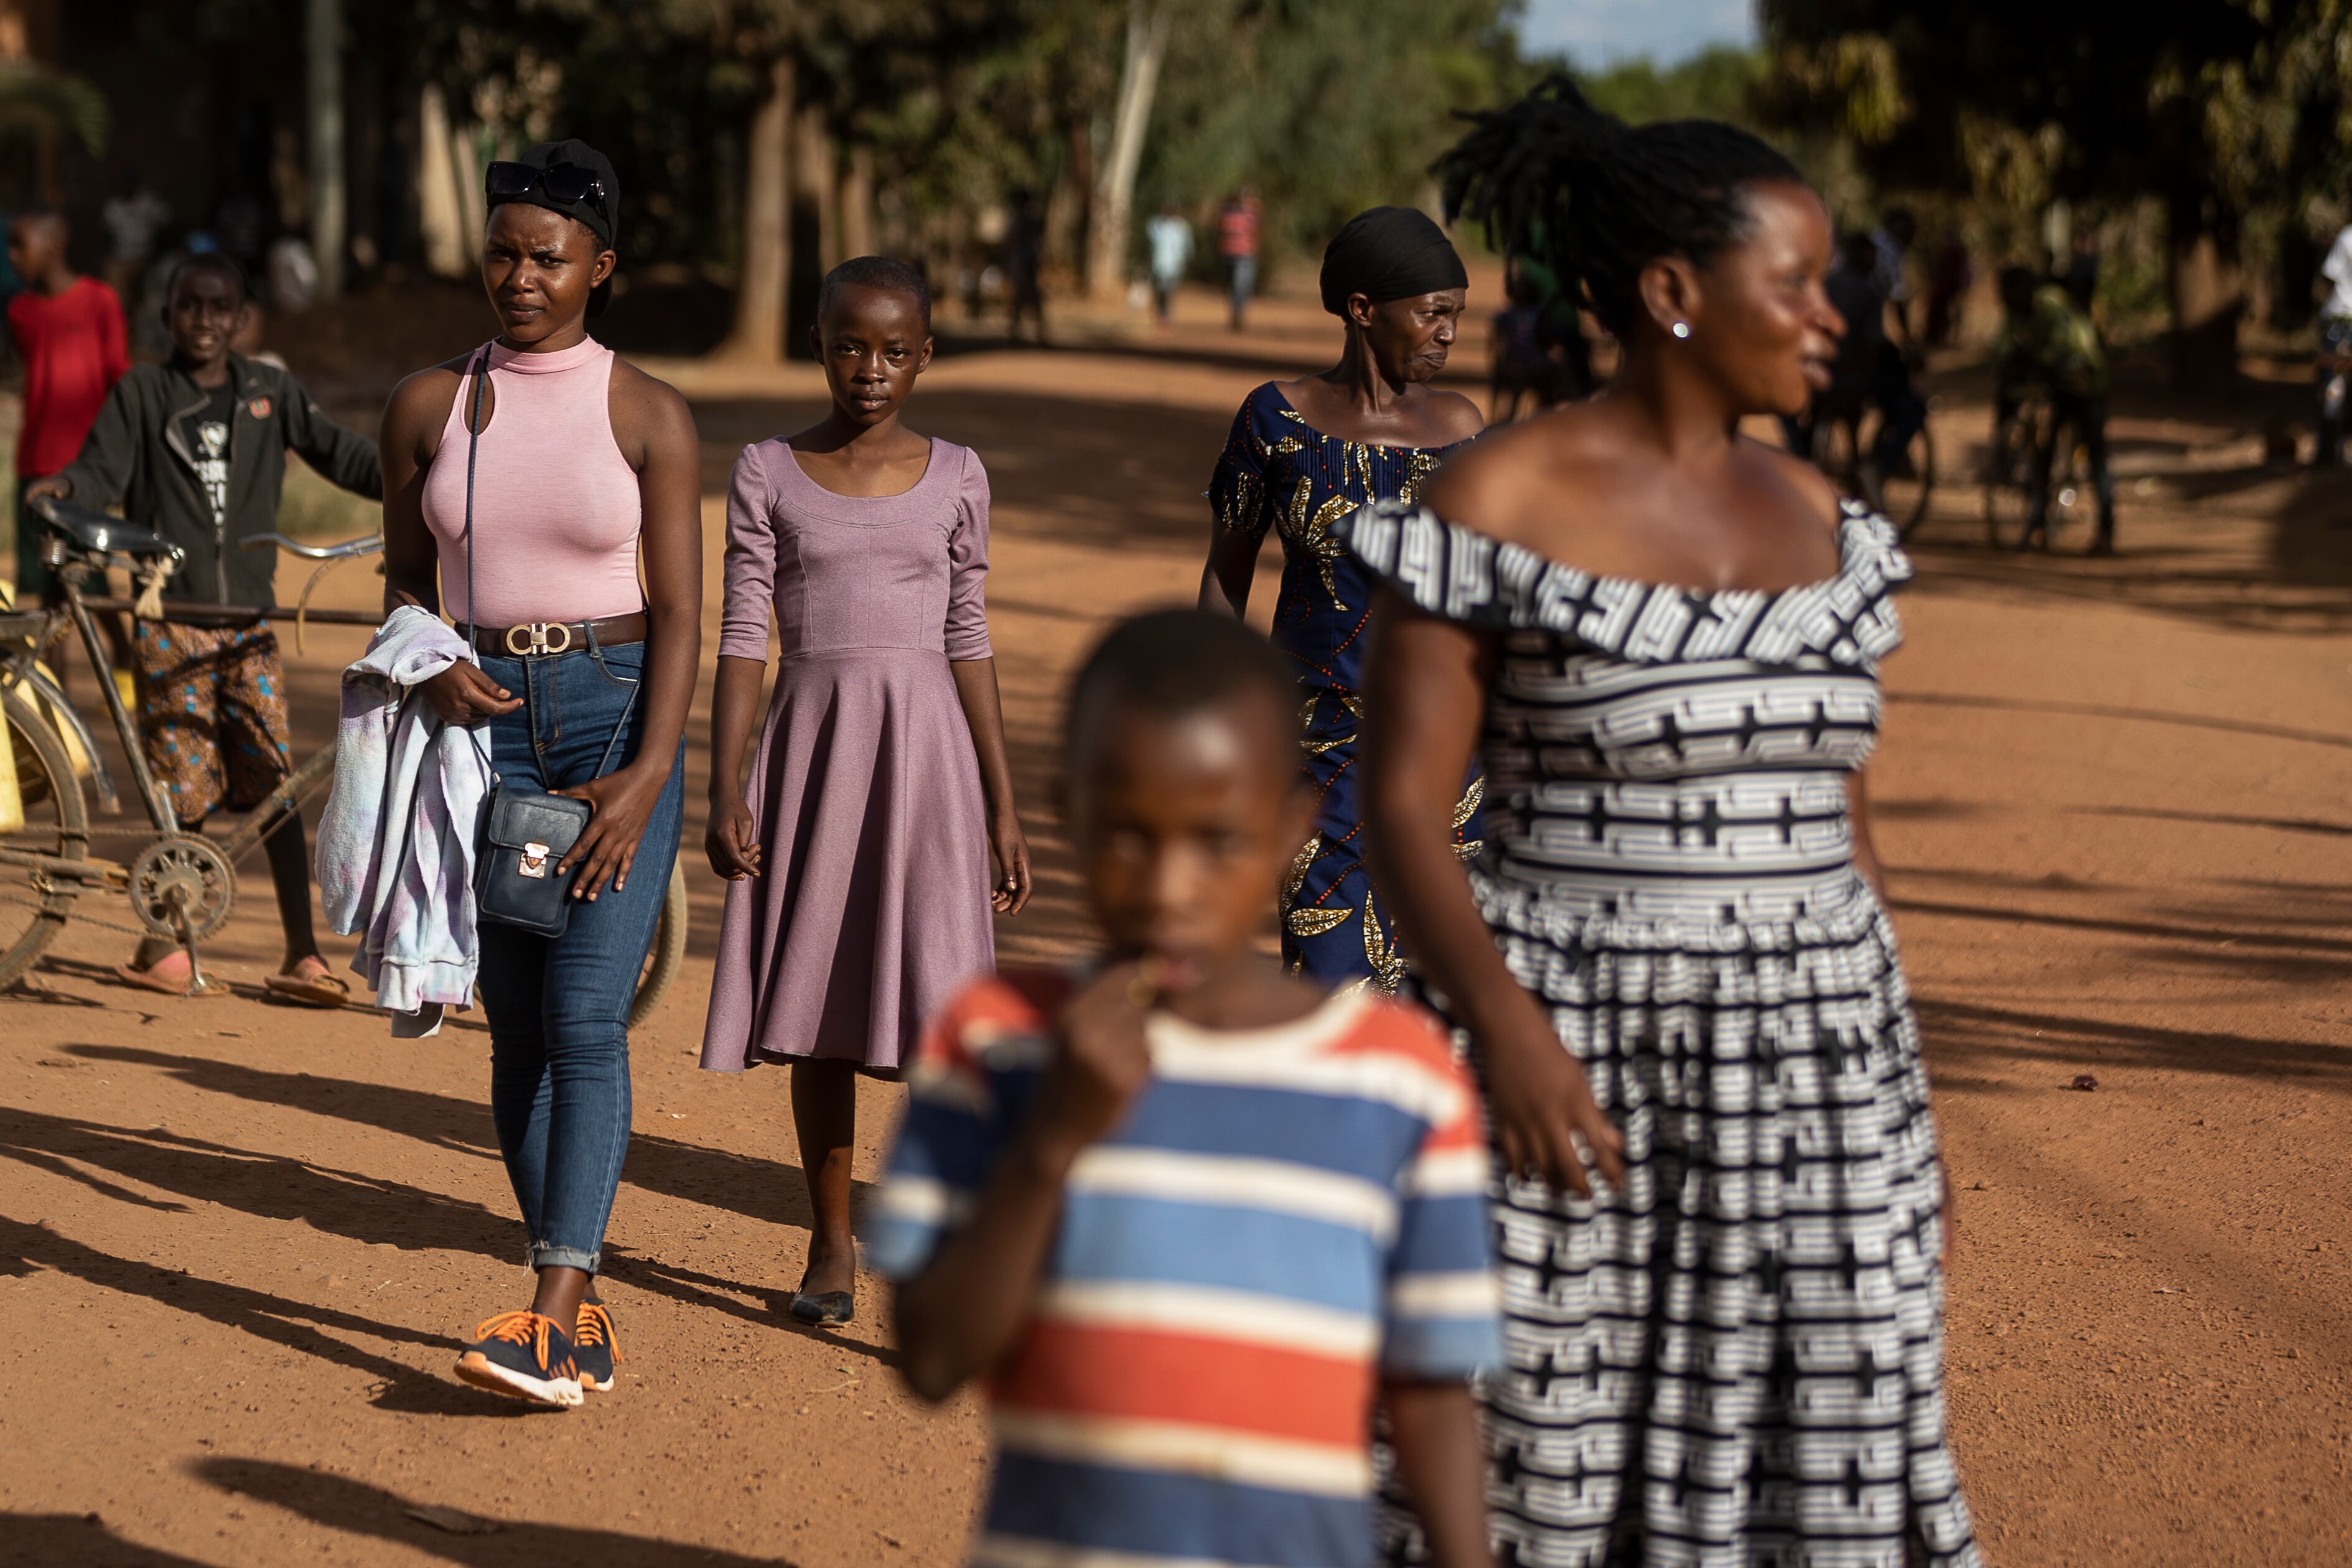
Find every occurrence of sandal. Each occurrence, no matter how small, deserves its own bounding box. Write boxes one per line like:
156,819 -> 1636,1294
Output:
264,963 -> 350,1009
113,957 -> 225,998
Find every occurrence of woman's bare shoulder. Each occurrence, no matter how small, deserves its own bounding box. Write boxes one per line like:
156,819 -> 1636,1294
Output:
383,357 -> 475,460
1423,403 -> 1626,554
1739,432 -> 1845,530
385,355 -> 470,416
607,355 -> 698,458
609,355 -> 694,425
1422,385 -> 1487,444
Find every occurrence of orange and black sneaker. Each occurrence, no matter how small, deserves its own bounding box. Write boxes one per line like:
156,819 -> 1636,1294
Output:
454,1310 -> 582,1407
573,1302 -> 622,1393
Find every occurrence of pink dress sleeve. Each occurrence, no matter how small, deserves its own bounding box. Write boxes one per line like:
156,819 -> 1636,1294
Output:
943,446 -> 993,661
717,443 -> 778,662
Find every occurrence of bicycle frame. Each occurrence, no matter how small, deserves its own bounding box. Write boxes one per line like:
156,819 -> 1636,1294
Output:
11,524 -> 385,866
52,561 -> 182,834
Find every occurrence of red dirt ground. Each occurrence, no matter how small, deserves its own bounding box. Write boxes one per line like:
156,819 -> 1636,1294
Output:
4,294 -> 2350,1566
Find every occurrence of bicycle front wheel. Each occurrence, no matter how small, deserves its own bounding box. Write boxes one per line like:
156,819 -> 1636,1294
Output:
0,685 -> 90,989
1884,421 -> 1937,541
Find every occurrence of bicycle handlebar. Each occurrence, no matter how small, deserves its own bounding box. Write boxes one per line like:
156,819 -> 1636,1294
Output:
238,532 -> 385,560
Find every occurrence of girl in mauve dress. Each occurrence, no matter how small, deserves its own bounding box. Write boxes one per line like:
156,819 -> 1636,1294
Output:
700,256 -> 1031,1327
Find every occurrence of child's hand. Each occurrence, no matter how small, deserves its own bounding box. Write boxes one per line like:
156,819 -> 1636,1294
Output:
989,811 -> 1032,915
706,797 -> 763,881
1030,961 -> 1162,1155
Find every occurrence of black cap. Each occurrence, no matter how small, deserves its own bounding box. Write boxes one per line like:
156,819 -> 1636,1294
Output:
495,139 -> 620,315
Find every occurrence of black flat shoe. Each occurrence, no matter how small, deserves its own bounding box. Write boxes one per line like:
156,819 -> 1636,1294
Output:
787,1290 -> 853,1326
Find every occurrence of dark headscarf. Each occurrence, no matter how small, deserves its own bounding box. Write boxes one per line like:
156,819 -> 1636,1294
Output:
492,139 -> 620,315
1318,206 -> 1468,317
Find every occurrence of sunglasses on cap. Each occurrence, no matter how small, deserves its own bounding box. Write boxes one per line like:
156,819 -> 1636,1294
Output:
484,161 -> 607,208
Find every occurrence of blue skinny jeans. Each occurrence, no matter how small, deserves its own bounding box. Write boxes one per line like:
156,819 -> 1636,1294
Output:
475,635 -> 683,1274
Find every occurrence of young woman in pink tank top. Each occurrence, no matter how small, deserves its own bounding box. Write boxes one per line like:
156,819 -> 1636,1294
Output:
376,139 -> 702,1407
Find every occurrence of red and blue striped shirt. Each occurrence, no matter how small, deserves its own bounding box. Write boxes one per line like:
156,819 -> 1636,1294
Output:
870,973 -> 1500,1568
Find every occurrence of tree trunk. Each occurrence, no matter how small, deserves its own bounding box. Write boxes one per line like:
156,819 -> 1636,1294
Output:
721,57 -> 793,363
415,83 -> 468,278
306,0 -> 346,298
1086,0 -> 1172,303
346,57 -> 382,275
1047,116 -> 1091,281
2167,185 -> 2242,391
786,101 -> 834,353
839,142 -> 875,260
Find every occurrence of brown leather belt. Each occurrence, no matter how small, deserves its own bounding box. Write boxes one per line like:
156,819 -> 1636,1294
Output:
469,612 -> 647,660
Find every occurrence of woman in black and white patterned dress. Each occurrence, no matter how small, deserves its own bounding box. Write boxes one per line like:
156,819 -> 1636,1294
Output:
1350,79 -> 1979,1566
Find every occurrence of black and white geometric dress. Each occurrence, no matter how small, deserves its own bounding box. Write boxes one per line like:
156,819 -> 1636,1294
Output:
1341,499 -> 1978,1568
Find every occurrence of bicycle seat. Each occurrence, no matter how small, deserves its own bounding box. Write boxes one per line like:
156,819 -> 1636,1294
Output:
27,495 -> 179,561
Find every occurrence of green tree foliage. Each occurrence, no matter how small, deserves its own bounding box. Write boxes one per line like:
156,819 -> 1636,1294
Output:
1762,0 -> 2352,383
1575,45 -> 1766,129
195,0 -> 1534,291
0,63 -> 108,157
1139,0 -> 1524,265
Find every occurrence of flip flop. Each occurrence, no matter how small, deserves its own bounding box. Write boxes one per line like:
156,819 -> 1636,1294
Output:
264,968 -> 350,1009
113,961 -> 225,998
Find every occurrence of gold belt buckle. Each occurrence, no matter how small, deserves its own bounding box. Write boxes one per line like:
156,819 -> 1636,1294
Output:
503,621 -> 573,656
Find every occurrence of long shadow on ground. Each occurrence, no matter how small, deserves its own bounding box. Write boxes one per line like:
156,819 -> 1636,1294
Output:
0,1074 -> 875,1362
0,1216 -> 480,1414
57,1042 -> 844,1232
1915,995 -> 2351,1093
4,1512 -> 231,1567
195,1457 -> 800,1566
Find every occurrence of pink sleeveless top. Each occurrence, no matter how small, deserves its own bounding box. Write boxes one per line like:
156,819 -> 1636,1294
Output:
421,337 -> 644,627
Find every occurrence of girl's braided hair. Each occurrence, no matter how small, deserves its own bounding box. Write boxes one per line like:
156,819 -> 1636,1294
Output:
1437,74 -> 1804,337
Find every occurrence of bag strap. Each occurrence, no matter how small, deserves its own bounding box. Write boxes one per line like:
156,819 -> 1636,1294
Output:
587,643 -> 641,778
461,345 -> 488,648
457,347 -> 498,787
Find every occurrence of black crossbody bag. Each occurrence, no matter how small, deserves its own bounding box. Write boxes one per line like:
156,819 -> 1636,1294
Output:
455,347 -> 639,938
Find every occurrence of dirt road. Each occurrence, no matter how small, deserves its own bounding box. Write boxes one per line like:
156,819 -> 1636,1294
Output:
4,310 -> 2350,1567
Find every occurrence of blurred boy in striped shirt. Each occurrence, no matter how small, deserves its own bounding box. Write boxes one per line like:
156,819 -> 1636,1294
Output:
873,609 -> 1498,1568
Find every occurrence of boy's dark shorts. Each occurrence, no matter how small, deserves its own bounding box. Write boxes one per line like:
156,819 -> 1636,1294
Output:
133,620 -> 293,826
12,477 -> 55,602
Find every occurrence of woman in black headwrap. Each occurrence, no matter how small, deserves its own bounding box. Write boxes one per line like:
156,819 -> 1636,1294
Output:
1198,206 -> 1483,992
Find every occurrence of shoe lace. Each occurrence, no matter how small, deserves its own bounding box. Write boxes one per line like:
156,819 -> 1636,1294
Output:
474,1309 -> 569,1374
574,1304 -> 622,1362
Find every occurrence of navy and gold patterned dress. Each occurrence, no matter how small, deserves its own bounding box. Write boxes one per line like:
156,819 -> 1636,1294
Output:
1209,382 -> 1482,991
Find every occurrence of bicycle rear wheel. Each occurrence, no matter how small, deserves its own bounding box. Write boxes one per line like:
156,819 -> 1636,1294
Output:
0,685 -> 90,989
1984,408 -> 2046,550
2047,441 -> 2093,541
628,859 -> 689,1029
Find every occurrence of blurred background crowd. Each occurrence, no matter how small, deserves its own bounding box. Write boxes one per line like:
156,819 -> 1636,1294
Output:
0,0 -> 2342,390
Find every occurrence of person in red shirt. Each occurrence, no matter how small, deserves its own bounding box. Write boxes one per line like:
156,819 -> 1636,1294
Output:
7,209 -> 129,604
1218,185 -> 1262,331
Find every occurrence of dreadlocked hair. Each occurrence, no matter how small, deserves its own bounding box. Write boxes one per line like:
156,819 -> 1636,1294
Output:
1437,73 -> 1804,338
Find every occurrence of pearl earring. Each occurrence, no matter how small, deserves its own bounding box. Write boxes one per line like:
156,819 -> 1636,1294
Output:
1671,320 -> 1691,340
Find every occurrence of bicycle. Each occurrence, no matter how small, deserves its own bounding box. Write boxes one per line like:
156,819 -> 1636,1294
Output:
1804,387 -> 1938,541
0,496 -> 687,1021
2315,317 -> 2352,468
1984,390 -> 2091,550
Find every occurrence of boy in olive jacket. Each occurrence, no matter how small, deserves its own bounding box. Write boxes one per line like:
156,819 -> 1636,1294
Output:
30,253 -> 380,1001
